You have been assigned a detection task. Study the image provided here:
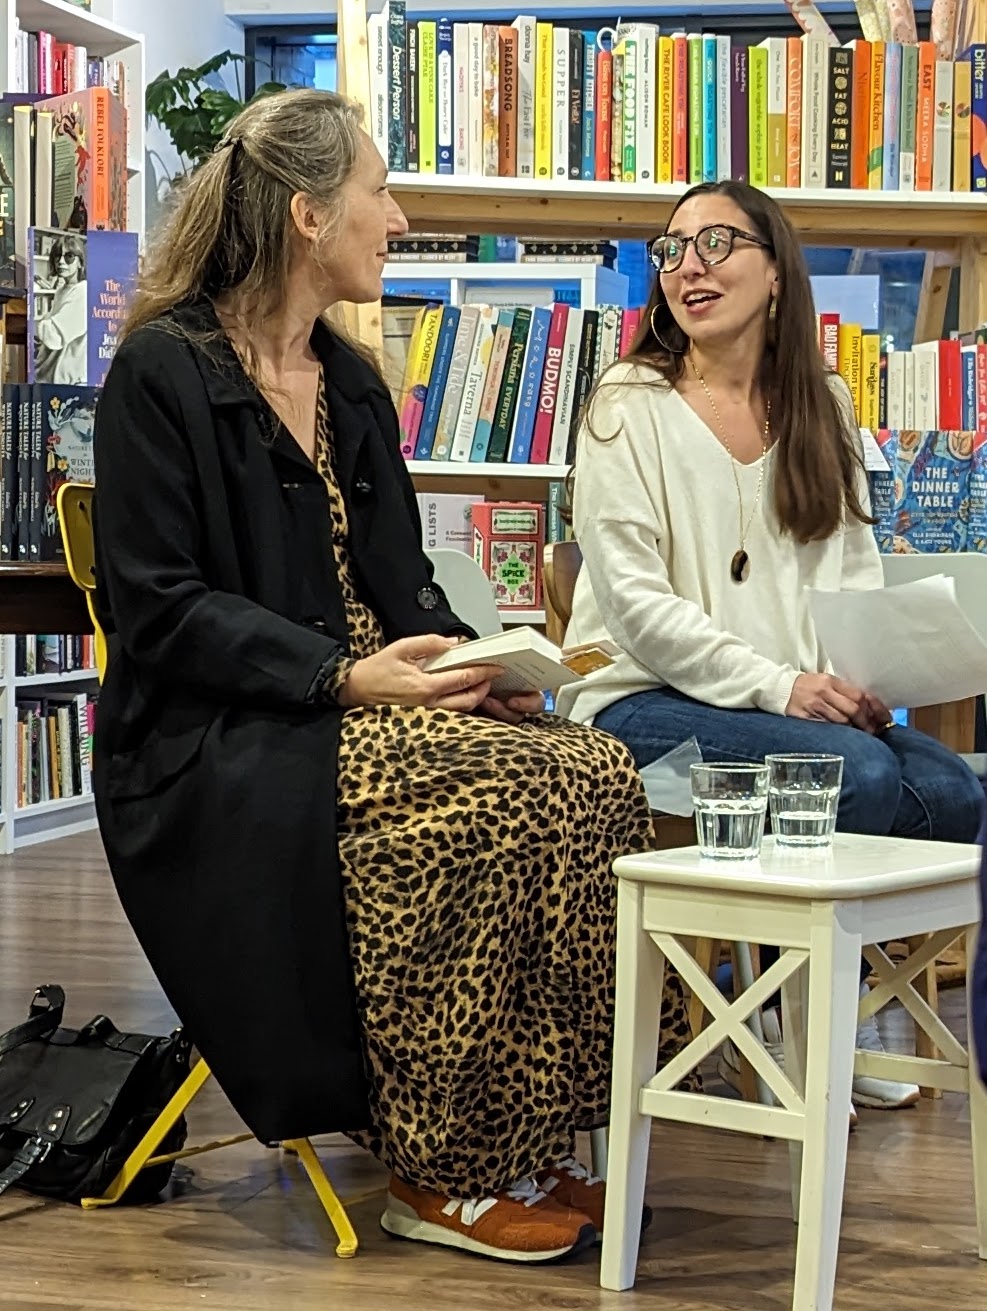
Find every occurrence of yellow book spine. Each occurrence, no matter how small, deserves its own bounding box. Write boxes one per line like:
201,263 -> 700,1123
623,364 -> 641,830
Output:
860,333 -> 881,430
418,21 -> 437,173
748,45 -> 769,188
657,35 -> 674,183
954,56 -> 973,192
398,305 -> 442,447
838,323 -> 864,422
534,22 -> 553,180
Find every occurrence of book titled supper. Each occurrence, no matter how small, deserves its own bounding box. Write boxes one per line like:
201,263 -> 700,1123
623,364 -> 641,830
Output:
422,626 -> 617,697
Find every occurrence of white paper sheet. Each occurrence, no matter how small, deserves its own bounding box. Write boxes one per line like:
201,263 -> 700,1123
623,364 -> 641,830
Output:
808,575 -> 987,708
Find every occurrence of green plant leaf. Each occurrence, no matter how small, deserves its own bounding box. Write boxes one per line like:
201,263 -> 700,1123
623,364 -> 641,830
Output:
144,48 -> 287,171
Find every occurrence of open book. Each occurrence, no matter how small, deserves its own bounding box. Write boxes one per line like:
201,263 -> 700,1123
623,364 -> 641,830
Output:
422,627 -> 618,697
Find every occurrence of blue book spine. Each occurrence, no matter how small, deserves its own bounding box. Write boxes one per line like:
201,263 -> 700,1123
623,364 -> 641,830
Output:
414,306 -> 458,460
508,306 -> 552,464
436,18 -> 454,174
580,32 -> 597,180
882,42 -> 902,192
702,34 -> 717,183
963,348 -> 977,430
470,308 -> 514,462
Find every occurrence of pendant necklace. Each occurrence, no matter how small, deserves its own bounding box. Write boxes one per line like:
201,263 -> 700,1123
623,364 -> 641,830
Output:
689,354 -> 772,584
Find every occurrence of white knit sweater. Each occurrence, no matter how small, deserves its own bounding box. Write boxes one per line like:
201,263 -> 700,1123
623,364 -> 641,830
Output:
556,361 -> 885,725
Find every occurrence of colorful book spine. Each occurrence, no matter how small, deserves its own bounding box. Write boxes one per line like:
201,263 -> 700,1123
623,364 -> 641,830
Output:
436,18 -> 454,174
882,41 -> 902,189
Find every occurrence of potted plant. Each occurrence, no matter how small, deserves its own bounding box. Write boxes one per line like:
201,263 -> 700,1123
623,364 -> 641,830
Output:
145,51 -> 285,175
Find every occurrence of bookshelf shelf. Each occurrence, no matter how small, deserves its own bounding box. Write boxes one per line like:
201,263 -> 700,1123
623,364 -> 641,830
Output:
15,0 -> 139,56
407,460 -> 569,479
15,667 -> 98,687
12,790 -> 95,848
388,174 -> 987,243
16,792 -> 91,818
385,261 -> 629,309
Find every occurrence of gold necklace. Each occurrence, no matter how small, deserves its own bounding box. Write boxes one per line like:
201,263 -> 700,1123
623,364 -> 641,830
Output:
689,354 -> 771,584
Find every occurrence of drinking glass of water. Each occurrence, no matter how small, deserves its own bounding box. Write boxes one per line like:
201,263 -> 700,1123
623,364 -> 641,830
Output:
765,754 -> 844,848
690,763 -> 769,860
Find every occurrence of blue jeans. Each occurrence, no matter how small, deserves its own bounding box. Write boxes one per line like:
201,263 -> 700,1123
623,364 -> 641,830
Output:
594,686 -> 985,843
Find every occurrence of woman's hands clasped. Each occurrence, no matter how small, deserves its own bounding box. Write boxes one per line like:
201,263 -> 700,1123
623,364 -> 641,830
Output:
785,672 -> 893,734
337,635 -> 502,713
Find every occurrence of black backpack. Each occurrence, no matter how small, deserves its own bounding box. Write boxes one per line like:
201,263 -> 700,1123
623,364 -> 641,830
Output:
0,985 -> 191,1203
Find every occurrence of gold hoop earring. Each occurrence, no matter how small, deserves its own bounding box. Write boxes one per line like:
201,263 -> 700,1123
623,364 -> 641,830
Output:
768,296 -> 777,321
649,303 -> 687,355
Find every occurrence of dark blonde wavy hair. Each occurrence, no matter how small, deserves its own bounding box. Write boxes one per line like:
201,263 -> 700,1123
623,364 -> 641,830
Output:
124,87 -> 374,381
578,180 -> 871,544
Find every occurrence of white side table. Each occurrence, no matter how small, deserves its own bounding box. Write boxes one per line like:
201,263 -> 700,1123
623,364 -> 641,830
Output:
601,833 -> 987,1310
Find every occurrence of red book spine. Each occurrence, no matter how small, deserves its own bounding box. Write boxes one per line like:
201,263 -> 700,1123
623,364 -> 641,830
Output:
594,49 -> 612,181
530,304 -> 569,464
938,338 -> 963,431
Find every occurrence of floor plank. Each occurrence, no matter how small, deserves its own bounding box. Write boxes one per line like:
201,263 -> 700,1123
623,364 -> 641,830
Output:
0,833 -> 984,1309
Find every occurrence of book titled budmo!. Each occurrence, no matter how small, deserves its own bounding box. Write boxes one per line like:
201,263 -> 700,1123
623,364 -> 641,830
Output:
422,626 -> 617,696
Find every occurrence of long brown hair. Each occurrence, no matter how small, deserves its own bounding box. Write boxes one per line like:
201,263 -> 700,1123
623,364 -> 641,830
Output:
123,88 -> 375,383
581,180 -> 870,543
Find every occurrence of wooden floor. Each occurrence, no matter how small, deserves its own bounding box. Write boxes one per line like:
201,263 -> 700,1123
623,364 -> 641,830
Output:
0,833 -> 984,1311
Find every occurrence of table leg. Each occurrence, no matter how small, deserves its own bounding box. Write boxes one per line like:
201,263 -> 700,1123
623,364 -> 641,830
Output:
600,879 -> 664,1293
789,904 -> 860,1311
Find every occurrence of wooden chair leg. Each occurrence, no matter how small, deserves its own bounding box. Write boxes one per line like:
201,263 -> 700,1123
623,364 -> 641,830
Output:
908,933 -> 943,1100
731,942 -> 764,1105
689,938 -> 719,1037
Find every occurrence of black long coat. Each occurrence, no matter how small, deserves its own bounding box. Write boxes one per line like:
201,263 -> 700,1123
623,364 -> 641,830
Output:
92,302 -> 471,1143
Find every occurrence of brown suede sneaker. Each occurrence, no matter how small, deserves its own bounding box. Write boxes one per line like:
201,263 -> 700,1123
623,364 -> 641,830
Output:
380,1172 -> 596,1263
538,1156 -> 653,1240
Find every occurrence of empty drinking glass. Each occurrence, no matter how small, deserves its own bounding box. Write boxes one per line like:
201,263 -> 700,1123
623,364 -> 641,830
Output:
765,754 -> 844,848
690,762 -> 769,860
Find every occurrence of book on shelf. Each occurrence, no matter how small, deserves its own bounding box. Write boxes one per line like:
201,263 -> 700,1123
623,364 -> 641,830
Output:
397,298 -> 641,465
869,428 -> 987,555
0,92 -> 131,293
29,227 -> 138,386
11,25 -> 127,106
368,9 -> 987,193
421,624 -> 616,695
15,632 -> 97,677
15,686 -> 96,809
821,313 -> 987,433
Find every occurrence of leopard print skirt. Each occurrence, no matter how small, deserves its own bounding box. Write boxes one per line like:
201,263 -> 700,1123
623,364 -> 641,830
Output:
337,705 -> 693,1198
314,372 -> 692,1198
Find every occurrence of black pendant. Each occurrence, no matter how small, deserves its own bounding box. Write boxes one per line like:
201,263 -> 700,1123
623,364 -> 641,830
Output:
730,549 -> 750,583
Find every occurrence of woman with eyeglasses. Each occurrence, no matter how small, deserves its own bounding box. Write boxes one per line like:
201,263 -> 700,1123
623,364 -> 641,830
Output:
559,179 -> 984,1115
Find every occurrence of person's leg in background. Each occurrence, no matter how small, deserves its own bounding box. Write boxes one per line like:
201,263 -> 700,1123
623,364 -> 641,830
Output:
592,686 -> 922,1111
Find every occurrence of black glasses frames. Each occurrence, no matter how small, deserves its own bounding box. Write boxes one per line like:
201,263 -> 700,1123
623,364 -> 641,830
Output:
648,224 -> 772,274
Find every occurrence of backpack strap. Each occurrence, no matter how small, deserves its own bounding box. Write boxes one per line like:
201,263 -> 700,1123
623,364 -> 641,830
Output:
0,985 -> 65,1059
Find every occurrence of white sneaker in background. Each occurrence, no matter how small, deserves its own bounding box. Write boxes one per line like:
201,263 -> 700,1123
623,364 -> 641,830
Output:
853,983 -> 921,1109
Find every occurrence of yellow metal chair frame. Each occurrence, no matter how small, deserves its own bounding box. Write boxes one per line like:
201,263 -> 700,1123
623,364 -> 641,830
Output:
55,481 -> 359,1257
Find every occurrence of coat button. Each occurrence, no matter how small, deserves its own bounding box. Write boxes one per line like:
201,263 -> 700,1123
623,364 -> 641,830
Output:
416,586 -> 439,611
354,478 -> 373,495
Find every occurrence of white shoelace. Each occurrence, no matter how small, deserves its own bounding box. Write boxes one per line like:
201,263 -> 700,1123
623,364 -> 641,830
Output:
441,1175 -> 547,1227
542,1156 -> 602,1191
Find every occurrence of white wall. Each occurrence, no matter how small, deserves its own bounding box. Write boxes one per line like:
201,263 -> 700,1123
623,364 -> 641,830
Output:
111,0 -> 245,229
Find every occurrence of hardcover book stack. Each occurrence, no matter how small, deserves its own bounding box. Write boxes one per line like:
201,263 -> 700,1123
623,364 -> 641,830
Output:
367,3 -> 987,192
